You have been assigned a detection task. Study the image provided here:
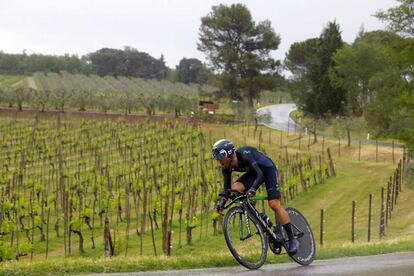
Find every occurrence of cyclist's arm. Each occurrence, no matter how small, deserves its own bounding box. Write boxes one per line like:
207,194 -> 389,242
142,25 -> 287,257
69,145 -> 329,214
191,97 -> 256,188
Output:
221,167 -> 232,197
247,159 -> 264,191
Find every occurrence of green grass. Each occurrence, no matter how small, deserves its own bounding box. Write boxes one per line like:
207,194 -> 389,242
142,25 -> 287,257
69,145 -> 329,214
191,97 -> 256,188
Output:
287,156 -> 414,243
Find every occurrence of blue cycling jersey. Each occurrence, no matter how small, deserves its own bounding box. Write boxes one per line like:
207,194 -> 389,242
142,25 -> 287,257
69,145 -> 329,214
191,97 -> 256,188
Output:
221,146 -> 277,197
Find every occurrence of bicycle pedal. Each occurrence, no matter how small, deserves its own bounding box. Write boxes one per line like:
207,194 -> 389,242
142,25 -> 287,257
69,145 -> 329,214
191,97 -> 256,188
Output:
269,245 -> 282,255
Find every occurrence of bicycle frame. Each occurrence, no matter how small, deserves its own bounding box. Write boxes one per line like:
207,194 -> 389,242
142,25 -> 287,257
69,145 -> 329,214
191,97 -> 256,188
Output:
224,192 -> 285,246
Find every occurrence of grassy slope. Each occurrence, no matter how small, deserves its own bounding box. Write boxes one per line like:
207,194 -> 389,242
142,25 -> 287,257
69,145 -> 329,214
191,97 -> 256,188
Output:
0,122 -> 413,275
289,157 -> 414,243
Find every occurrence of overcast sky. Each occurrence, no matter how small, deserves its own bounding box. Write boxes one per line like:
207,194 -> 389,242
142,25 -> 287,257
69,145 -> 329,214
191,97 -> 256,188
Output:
0,0 -> 397,68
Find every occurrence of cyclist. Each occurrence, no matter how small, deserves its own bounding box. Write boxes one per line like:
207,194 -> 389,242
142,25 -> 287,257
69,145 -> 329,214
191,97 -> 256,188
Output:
212,139 -> 299,255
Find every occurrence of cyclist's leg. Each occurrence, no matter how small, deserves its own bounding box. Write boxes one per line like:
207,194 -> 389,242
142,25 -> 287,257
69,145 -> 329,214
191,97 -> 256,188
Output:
263,166 -> 298,253
233,172 -> 255,193
262,166 -> 290,224
268,200 -> 290,224
232,182 -> 245,193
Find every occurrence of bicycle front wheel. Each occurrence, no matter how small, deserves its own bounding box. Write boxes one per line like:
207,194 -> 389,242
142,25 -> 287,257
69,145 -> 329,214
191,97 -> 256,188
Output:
223,206 -> 267,269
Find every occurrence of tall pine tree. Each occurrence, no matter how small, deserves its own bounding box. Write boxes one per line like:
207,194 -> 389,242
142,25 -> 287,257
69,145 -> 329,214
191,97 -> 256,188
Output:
287,21 -> 346,116
198,4 -> 281,107
309,21 -> 347,116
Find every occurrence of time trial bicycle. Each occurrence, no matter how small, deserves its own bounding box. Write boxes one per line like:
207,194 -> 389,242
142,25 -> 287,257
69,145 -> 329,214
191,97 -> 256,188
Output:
221,189 -> 316,269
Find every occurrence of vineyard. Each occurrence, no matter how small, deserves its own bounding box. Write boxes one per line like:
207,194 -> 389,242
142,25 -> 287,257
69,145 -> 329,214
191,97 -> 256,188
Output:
0,115 -> 331,261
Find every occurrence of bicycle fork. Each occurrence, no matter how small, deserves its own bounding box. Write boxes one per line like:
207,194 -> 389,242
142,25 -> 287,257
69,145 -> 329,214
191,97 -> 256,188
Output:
239,204 -> 253,241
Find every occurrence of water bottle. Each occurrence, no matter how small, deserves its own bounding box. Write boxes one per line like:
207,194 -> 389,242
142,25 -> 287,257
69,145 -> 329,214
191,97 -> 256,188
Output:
259,212 -> 273,227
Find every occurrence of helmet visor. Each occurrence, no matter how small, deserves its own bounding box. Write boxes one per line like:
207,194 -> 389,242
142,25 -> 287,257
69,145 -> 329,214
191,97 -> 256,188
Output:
212,148 -> 227,160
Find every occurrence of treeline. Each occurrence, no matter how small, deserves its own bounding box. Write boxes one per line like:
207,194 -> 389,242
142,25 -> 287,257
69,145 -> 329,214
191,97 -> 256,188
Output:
88,47 -> 166,79
284,0 -> 414,151
0,47 -> 165,79
0,52 -> 89,75
0,47 -> 214,84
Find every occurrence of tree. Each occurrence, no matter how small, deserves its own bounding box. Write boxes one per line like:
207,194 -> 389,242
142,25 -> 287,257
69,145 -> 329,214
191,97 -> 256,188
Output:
196,65 -> 215,84
176,58 -> 203,84
296,114 -> 328,145
398,89 -> 414,152
117,89 -> 138,115
330,116 -> 367,147
365,68 -> 409,136
87,47 -> 166,79
138,94 -> 160,116
329,38 -> 390,146
284,38 -> 319,78
32,89 -> 51,112
123,47 -> 166,80
330,30 -> 413,140
95,90 -> 115,114
0,87 -> 14,108
285,38 -> 319,111
176,58 -> 213,84
163,94 -> 196,117
198,4 -> 281,107
375,0 -> 414,38
51,88 -> 73,112
14,87 -> 31,111
70,89 -> 93,112
88,48 -> 127,77
353,31 -> 412,73
330,42 -> 389,115
286,21 -> 346,116
310,21 -> 346,116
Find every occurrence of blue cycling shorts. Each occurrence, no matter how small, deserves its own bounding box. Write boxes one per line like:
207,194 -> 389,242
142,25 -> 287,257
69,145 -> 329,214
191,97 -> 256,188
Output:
236,164 -> 280,200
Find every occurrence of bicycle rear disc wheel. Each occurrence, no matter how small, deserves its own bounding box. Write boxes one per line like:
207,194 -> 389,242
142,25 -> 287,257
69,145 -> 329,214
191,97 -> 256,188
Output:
286,207 -> 316,265
223,206 -> 267,269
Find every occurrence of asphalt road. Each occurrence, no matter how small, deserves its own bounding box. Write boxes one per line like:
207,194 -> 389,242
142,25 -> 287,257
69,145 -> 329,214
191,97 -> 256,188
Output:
86,251 -> 414,276
256,103 -> 299,132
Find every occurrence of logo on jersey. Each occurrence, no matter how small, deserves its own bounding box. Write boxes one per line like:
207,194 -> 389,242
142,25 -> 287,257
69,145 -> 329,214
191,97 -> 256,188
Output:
243,150 -> 251,154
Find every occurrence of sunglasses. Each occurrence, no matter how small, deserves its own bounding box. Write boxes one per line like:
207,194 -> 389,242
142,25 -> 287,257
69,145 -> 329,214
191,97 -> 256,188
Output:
213,148 -> 228,160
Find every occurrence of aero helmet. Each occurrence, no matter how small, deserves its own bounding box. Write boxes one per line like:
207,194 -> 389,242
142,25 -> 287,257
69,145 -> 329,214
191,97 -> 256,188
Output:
212,139 -> 235,160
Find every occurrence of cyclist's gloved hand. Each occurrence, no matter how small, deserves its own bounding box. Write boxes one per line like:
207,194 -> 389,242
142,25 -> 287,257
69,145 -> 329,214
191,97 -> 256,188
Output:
247,188 -> 256,197
216,197 -> 227,212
